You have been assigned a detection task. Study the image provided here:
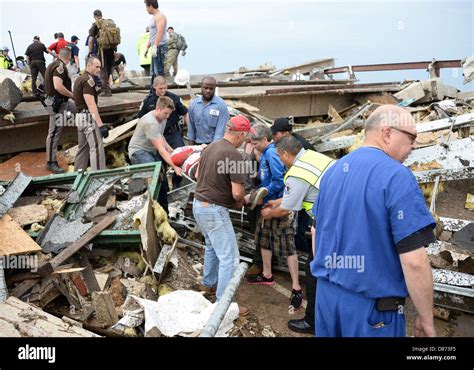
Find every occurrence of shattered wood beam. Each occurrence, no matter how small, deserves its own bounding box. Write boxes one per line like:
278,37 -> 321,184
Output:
416,113 -> 474,133
325,60 -> 462,75
38,215 -> 116,276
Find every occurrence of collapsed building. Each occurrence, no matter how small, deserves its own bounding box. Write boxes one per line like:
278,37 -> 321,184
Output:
0,57 -> 473,337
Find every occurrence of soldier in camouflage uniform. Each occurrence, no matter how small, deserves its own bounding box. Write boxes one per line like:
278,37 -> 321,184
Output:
164,27 -> 187,81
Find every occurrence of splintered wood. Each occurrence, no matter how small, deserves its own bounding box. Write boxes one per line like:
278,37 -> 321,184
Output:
0,214 -> 42,256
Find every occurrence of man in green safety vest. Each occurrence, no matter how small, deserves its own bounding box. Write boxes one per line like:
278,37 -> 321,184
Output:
136,27 -> 152,76
260,135 -> 335,334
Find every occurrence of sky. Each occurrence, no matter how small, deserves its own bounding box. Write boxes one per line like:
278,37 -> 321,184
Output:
0,0 -> 473,90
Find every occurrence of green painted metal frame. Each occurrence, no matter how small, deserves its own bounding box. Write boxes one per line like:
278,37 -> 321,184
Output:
62,163 -> 161,245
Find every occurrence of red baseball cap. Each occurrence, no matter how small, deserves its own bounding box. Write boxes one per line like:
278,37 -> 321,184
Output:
226,115 -> 256,134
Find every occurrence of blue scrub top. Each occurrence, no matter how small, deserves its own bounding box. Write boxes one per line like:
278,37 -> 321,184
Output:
310,147 -> 435,298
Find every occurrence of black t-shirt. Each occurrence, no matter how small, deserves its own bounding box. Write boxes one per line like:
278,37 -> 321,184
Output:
396,226 -> 436,254
25,41 -> 47,62
137,91 -> 188,133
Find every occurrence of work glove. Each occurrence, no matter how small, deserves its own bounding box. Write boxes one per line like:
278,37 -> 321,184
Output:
150,45 -> 158,58
99,125 -> 109,139
181,50 -> 186,57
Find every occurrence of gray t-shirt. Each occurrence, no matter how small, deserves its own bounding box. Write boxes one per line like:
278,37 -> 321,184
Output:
280,149 -> 319,211
128,110 -> 166,159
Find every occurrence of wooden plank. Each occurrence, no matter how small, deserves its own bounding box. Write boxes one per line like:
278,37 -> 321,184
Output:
0,152 -> 69,182
38,215 -> 116,276
10,278 -> 41,298
0,296 -> 100,337
0,214 -> 42,256
8,204 -> 48,226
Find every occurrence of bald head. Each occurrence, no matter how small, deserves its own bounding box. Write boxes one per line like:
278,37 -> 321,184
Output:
363,105 -> 417,163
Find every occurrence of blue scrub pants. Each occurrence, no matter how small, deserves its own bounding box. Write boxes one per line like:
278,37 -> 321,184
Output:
315,278 -> 406,337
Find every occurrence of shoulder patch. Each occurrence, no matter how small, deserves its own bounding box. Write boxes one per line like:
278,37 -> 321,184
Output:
56,64 -> 64,74
87,78 -> 95,87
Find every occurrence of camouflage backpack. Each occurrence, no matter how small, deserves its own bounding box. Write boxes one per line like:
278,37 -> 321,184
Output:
96,19 -> 121,49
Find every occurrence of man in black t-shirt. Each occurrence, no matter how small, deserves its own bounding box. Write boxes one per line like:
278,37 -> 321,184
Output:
25,36 -> 51,95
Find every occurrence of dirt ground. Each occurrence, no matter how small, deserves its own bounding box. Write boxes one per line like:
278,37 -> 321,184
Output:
436,179 -> 474,221
235,270 -> 474,337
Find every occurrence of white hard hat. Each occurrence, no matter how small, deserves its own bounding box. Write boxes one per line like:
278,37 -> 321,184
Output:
174,69 -> 190,86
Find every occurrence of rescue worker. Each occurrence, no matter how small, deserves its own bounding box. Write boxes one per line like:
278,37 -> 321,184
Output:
0,46 -> 15,70
311,105 -> 437,337
260,136 -> 335,334
73,56 -> 109,171
136,27 -> 152,76
44,47 -> 75,173
25,36 -> 51,96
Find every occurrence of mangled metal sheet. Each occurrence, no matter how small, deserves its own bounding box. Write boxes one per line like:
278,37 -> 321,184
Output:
0,172 -> 31,217
440,217 -> 472,232
37,214 -> 93,254
416,113 -> 474,133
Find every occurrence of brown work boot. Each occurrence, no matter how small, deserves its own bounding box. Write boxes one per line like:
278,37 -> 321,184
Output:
197,283 -> 216,294
245,264 -> 263,277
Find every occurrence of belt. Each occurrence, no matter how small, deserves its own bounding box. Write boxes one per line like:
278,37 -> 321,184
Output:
376,297 -> 406,312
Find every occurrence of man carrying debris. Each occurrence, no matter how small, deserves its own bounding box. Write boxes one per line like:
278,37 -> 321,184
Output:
192,115 -> 254,315
44,47 -> 76,174
246,124 -> 304,312
25,36 -> 51,96
188,76 -> 229,145
128,96 -> 183,213
260,136 -> 335,334
311,105 -> 437,337
73,56 -> 108,172
137,76 -> 188,149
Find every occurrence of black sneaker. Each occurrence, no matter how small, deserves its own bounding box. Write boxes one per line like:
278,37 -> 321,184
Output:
47,161 -> 65,174
290,289 -> 303,311
247,273 -> 275,285
248,187 -> 268,210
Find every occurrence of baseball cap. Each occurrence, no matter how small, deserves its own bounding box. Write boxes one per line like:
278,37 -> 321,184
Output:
93,9 -> 102,17
226,115 -> 256,134
270,117 -> 292,134
71,35 -> 80,42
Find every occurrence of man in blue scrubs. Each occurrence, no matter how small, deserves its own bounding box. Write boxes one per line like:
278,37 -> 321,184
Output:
311,105 -> 437,337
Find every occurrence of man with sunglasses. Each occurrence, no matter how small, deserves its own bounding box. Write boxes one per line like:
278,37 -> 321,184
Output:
310,104 -> 437,337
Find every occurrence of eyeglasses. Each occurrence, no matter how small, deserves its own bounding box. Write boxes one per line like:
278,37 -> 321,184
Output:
389,126 -> 417,144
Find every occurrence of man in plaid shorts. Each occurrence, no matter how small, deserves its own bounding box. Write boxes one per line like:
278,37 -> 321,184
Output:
246,124 -> 303,311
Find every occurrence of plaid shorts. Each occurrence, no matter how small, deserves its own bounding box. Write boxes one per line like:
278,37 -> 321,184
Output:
255,212 -> 297,258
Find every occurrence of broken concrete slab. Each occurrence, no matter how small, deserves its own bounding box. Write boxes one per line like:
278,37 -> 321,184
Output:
394,81 -> 425,104
37,214 -> 93,254
418,78 -> 458,103
0,77 -> 22,113
451,223 -> 474,253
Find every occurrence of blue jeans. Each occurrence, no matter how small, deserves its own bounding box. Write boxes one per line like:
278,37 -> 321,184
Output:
192,199 -> 240,301
151,44 -> 168,84
130,149 -> 169,213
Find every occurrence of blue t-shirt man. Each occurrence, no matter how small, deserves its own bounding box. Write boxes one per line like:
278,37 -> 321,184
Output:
311,146 -> 435,337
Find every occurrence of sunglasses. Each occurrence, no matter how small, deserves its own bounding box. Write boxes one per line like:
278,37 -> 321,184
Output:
389,126 -> 417,144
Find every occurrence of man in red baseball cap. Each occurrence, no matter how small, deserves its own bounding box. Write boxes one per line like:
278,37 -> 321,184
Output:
192,115 -> 253,316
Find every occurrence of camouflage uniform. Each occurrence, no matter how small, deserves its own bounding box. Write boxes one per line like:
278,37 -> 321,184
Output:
164,32 -> 180,80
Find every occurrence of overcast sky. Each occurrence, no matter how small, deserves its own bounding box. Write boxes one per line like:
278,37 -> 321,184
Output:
0,0 -> 473,90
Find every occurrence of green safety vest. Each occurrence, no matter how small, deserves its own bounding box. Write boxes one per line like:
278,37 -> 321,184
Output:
136,33 -> 152,66
0,55 -> 10,69
284,150 -> 335,214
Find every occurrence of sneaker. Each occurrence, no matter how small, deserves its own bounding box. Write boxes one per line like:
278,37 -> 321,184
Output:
248,187 -> 268,210
47,161 -> 65,174
290,289 -> 303,311
245,264 -> 263,277
247,273 -> 275,285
